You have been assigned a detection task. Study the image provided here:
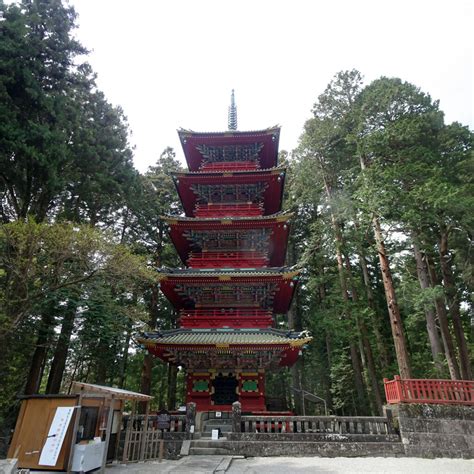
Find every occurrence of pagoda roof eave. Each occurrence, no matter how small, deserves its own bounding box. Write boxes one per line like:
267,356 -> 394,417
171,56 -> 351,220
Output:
158,267 -> 299,313
178,127 -> 281,171
137,328 -> 312,346
171,166 -> 286,177
173,169 -> 287,217
139,328 -> 311,369
158,267 -> 300,280
161,211 -> 293,224
177,126 -> 280,140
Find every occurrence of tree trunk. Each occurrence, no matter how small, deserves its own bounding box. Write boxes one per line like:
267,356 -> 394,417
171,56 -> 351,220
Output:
344,254 -> 383,415
373,217 -> 412,379
426,254 -> 461,379
119,324 -> 132,389
139,354 -> 153,411
329,215 -> 367,410
321,175 -> 369,409
46,303 -> 77,394
139,285 -> 160,412
358,251 -> 391,371
95,347 -> 107,385
291,358 -> 304,414
158,365 -> 166,409
24,313 -> 53,395
288,276 -> 304,413
349,343 -> 367,413
167,364 -> 178,410
439,229 -> 472,380
412,240 -> 444,370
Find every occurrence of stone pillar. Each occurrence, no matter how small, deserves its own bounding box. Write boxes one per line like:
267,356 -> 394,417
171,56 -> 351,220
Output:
186,402 -> 196,439
232,401 -> 242,433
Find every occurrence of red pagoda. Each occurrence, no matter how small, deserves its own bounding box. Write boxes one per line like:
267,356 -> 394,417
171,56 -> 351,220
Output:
138,92 -> 311,412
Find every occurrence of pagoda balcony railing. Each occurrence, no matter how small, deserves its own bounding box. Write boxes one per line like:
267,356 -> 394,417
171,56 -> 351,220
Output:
195,202 -> 263,218
179,308 -> 272,318
188,251 -> 268,268
200,161 -> 259,172
384,375 -> 474,405
179,308 -> 273,328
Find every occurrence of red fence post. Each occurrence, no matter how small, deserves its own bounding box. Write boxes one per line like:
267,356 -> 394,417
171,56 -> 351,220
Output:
393,375 -> 403,402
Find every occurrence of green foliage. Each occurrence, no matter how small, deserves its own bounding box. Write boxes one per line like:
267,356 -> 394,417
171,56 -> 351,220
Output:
0,1 -> 136,223
0,1 -> 472,429
288,70 -> 473,414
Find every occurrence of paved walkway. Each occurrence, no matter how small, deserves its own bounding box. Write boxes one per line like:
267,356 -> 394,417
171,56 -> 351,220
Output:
107,456 -> 474,474
107,456 -> 233,473
227,456 -> 474,473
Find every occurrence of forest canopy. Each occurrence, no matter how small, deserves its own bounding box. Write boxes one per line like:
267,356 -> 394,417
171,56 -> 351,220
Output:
0,0 -> 472,448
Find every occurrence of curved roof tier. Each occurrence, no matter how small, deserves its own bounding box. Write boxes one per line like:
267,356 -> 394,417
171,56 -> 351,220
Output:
178,127 -> 280,171
162,212 -> 292,267
159,268 -> 300,313
137,328 -> 312,369
172,167 -> 286,217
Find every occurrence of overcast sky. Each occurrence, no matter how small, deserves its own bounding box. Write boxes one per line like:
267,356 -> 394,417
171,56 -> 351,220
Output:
69,0 -> 473,172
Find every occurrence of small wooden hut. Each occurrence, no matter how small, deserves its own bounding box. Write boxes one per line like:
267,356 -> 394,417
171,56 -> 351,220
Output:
7,382 -> 151,472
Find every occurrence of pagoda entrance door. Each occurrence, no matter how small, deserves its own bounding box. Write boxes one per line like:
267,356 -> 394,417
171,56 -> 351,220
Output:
211,374 -> 238,405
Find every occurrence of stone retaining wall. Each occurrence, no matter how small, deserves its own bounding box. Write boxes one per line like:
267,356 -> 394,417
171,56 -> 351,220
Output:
389,404 -> 473,459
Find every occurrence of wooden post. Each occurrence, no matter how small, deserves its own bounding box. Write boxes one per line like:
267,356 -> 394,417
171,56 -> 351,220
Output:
139,401 -> 150,461
113,408 -> 124,462
66,392 -> 82,474
100,395 -> 115,473
394,375 -> 403,402
158,435 -> 164,463
122,400 -> 135,463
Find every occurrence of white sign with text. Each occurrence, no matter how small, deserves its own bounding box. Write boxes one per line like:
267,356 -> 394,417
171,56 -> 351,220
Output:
39,407 -> 74,466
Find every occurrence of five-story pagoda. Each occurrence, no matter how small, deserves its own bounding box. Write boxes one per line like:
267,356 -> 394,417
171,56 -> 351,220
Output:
138,92 -> 311,412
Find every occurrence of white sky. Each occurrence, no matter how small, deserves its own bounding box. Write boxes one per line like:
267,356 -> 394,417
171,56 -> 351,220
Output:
69,0 -> 473,172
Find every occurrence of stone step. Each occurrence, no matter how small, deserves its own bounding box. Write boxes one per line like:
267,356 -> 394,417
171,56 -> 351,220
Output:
227,433 -> 401,443
202,424 -> 232,433
204,418 -> 232,424
202,426 -> 232,433
191,441 -> 232,450
190,440 -> 404,457
189,447 -> 232,455
197,436 -> 229,441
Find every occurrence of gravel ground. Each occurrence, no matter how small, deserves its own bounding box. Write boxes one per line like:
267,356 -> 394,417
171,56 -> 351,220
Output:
226,456 -> 474,474
106,456 -> 474,474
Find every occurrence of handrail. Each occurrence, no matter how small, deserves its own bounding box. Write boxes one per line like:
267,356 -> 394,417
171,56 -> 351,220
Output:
384,375 -> 474,405
194,203 -> 264,217
180,308 -> 272,318
238,414 -> 393,434
189,251 -> 267,258
201,161 -> 259,172
292,387 -> 328,415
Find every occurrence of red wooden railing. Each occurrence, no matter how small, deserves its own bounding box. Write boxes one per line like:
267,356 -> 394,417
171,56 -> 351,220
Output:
195,202 -> 263,218
200,161 -> 259,172
179,308 -> 273,328
384,375 -> 474,405
188,251 -> 268,268
180,309 -> 272,318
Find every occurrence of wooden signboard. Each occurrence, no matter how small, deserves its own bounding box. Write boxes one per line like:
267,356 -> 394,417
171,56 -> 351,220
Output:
156,410 -> 171,430
7,396 -> 77,470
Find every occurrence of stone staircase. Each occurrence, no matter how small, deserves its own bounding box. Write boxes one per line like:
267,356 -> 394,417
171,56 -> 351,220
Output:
189,417 -> 234,455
